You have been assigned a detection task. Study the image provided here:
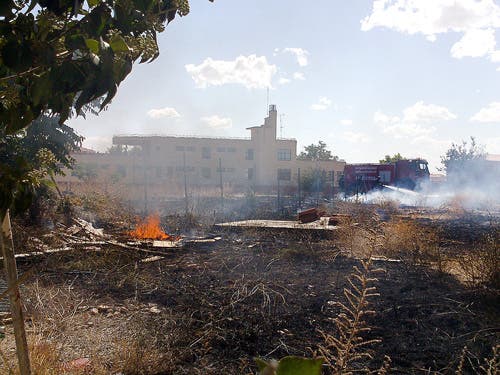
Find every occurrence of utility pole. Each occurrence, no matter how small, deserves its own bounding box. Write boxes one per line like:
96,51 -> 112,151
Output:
183,151 -> 188,217
277,175 -> 281,213
219,158 -> 224,213
331,170 -> 335,210
297,168 -> 301,210
143,148 -> 148,215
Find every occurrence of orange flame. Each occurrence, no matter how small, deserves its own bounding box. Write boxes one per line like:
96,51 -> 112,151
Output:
129,213 -> 176,240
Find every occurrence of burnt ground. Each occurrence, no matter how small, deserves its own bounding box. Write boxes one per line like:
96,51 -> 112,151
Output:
1,217 -> 498,374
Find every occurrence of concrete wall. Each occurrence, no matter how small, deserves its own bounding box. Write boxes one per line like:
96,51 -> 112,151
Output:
56,105 -> 345,201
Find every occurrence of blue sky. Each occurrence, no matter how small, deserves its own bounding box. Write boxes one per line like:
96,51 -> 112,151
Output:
69,0 -> 500,172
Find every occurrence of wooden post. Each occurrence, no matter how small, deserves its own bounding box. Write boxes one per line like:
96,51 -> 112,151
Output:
1,210 -> 31,375
218,158 -> 223,213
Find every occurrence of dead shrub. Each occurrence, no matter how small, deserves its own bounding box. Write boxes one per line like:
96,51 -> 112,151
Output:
456,234 -> 499,289
112,336 -> 174,375
381,219 -> 441,265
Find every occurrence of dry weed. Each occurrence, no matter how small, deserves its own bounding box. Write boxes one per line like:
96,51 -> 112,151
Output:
318,259 -> 386,374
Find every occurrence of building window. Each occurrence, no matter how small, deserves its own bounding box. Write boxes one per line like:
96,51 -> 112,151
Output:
175,146 -> 185,151
277,168 -> 291,181
277,149 -> 291,161
216,167 -> 235,173
176,166 -> 195,172
201,167 -> 211,179
227,147 -> 236,152
217,147 -> 225,152
202,147 -> 211,159
247,168 -> 254,180
186,146 -> 196,152
245,149 -> 254,160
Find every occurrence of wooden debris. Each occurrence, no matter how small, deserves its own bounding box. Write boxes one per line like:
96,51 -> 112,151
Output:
298,208 -> 326,223
141,256 -> 164,263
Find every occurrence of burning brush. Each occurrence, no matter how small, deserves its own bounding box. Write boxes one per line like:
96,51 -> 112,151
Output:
129,213 -> 181,244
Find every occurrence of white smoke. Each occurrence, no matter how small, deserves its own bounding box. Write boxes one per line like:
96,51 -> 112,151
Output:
341,168 -> 500,213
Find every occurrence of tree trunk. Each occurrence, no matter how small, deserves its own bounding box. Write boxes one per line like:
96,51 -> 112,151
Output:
1,210 -> 31,375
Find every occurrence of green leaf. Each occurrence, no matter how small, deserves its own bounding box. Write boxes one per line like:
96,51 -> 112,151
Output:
87,0 -> 99,6
85,38 -> 99,53
276,357 -> 323,375
109,34 -> 130,52
31,73 -> 52,106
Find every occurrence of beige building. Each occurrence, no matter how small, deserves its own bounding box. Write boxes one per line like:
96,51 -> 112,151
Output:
57,105 -> 346,201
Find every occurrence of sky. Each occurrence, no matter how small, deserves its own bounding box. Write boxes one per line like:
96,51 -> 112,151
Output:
69,0 -> 500,173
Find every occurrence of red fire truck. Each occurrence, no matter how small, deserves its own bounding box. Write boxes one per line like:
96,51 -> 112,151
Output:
340,159 -> 430,194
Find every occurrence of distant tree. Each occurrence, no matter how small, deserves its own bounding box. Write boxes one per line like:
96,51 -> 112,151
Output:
301,169 -> 328,193
297,141 -> 339,161
379,153 -> 406,164
440,137 -> 486,175
108,144 -> 127,154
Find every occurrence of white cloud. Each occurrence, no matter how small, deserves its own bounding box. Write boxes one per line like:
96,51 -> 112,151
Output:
403,101 -> 457,122
282,48 -> 309,66
470,102 -> 500,122
185,55 -> 277,89
373,111 -> 400,125
340,119 -> 353,126
342,131 -> 370,143
278,77 -> 291,85
293,72 -> 305,80
310,97 -> 332,111
361,0 -> 500,38
451,28 -> 496,58
375,101 -> 456,138
147,107 -> 181,119
361,0 -> 500,61
201,115 -> 233,129
381,122 -> 437,138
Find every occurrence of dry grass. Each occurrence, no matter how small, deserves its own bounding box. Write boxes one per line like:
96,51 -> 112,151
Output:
318,258 -> 385,374
381,218 -> 441,265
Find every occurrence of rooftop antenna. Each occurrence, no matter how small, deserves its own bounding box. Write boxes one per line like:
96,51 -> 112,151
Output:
279,113 -> 285,138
